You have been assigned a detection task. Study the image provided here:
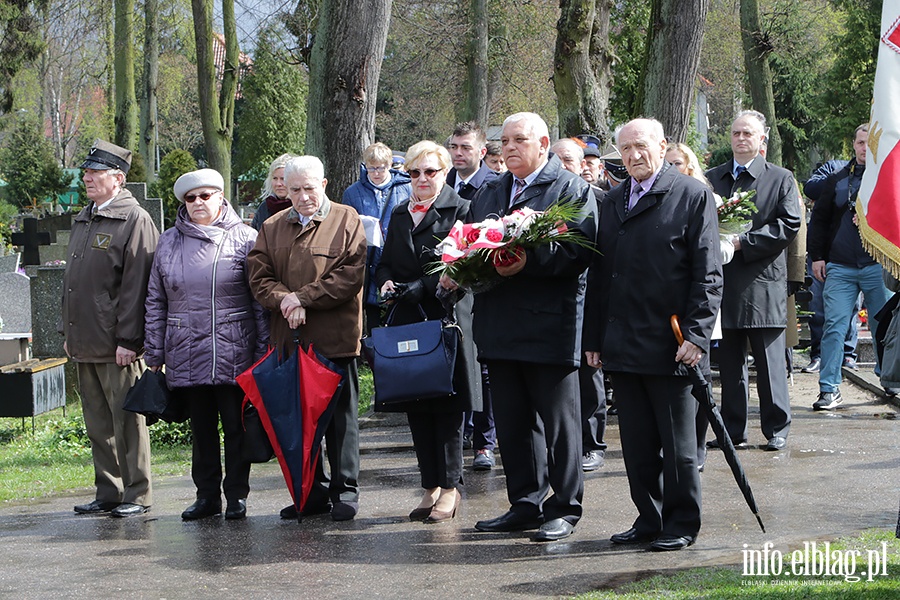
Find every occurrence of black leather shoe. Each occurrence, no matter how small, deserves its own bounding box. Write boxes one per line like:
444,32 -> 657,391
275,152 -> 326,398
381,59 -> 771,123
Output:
764,436 -> 787,451
182,499 -> 221,520
534,518 -> 575,541
706,438 -> 748,450
331,501 -> 358,522
649,534 -> 695,551
74,499 -> 119,514
225,498 -> 247,520
111,503 -> 150,518
281,501 -> 332,519
475,511 -> 542,532
610,528 -> 658,544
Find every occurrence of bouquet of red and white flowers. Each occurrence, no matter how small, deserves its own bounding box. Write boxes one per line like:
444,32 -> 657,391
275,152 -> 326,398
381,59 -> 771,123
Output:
428,201 -> 593,292
717,188 -> 758,236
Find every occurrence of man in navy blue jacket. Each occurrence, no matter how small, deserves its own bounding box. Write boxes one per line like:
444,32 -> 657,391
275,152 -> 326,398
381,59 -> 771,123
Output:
445,112 -> 596,542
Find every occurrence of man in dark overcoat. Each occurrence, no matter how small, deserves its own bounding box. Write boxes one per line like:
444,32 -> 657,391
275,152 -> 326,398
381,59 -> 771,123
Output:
585,118 -> 722,551
444,112 -> 597,542
445,121 -> 499,471
706,110 -> 801,451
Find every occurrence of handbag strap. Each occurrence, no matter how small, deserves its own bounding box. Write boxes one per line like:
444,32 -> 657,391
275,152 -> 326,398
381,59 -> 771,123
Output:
384,303 -> 428,326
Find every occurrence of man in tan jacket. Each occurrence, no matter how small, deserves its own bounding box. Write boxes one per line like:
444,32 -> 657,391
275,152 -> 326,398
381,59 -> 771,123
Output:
248,155 -> 366,522
62,139 -> 159,517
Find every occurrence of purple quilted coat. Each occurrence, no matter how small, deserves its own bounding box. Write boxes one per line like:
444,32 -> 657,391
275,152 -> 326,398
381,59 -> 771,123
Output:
144,199 -> 269,388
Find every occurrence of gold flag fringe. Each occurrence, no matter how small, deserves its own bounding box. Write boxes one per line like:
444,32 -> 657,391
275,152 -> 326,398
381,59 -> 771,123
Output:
857,203 -> 900,280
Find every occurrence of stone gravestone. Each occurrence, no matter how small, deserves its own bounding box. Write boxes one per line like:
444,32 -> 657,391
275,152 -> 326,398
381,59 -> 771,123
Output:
0,253 -> 20,273
30,267 -> 65,359
0,272 -> 32,365
126,182 -> 165,233
29,265 -> 76,397
38,229 -> 70,265
0,272 -> 31,333
36,214 -> 74,244
11,218 -> 51,266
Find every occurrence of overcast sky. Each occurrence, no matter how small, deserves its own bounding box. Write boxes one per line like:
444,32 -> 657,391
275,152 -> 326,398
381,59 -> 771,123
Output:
233,0 -> 296,53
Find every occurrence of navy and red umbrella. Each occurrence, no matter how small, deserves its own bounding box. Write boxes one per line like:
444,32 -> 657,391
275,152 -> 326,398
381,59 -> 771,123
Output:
237,342 -> 345,520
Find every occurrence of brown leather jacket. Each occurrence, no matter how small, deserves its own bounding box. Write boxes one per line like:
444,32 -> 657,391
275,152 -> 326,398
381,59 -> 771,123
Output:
60,188 -> 159,362
247,197 -> 366,358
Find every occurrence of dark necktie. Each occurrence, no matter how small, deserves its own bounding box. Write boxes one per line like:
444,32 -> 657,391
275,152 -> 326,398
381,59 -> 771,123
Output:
735,165 -> 747,179
511,178 -> 526,204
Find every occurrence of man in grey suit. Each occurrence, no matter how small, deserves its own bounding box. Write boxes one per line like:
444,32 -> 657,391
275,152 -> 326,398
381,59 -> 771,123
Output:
706,110 -> 801,451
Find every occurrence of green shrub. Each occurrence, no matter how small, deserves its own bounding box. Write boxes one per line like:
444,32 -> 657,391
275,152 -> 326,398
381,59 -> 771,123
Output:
0,426 -> 19,444
35,414 -> 91,458
149,420 -> 192,447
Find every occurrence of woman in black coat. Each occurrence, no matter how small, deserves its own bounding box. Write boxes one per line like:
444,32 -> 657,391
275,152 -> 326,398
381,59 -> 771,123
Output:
375,140 -> 481,524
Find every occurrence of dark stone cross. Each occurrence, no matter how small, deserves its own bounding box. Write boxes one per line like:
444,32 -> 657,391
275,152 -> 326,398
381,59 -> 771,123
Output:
11,218 -> 51,266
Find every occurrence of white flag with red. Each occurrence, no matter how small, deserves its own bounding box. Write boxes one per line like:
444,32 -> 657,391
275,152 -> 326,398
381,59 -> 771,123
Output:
859,3 -> 900,276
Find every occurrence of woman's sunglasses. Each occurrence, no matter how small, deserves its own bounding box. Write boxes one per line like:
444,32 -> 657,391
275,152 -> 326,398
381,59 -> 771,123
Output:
184,191 -> 218,202
407,168 -> 441,179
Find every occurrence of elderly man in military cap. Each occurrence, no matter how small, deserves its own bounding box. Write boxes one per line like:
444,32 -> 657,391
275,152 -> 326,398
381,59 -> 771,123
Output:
62,139 -> 160,517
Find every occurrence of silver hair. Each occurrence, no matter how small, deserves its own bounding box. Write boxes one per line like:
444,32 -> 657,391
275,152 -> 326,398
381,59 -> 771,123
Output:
551,138 -> 585,161
502,112 -> 550,140
736,110 -> 767,130
613,118 -> 666,146
284,155 -> 325,182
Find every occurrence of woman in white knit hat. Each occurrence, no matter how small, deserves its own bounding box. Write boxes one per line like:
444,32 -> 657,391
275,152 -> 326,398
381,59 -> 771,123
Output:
144,168 -> 269,520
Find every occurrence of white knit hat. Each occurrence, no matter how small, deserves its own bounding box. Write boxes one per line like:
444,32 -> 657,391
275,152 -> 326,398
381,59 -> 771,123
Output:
173,168 -> 225,202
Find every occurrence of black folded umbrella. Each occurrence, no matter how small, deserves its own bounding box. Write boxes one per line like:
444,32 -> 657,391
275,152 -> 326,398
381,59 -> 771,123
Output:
671,315 -> 766,533
122,369 -> 187,425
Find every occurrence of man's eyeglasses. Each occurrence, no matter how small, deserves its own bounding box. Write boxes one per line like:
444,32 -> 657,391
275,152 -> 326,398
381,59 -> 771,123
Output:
366,166 -> 388,173
408,168 -> 441,179
184,191 -> 218,203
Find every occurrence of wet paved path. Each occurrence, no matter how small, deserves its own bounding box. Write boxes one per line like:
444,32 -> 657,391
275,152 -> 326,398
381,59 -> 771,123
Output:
1,367 -> 898,599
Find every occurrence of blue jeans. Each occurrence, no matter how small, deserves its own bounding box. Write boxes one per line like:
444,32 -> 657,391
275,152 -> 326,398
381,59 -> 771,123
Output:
807,256 -> 858,359
820,263 -> 890,392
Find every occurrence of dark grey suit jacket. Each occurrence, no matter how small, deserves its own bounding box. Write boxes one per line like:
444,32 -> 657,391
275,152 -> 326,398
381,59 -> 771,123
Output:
706,156 -> 801,329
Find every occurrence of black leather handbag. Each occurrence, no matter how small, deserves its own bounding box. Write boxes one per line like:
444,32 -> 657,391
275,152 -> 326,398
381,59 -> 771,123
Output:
241,400 -> 275,463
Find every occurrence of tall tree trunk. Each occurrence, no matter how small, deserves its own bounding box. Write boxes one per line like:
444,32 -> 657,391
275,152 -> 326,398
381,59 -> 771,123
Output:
113,0 -> 137,149
192,0 -> 238,198
140,0 -> 159,180
740,0 -> 781,165
306,0 -> 391,201
554,0 -> 611,140
636,0 -> 709,143
458,0 -> 489,126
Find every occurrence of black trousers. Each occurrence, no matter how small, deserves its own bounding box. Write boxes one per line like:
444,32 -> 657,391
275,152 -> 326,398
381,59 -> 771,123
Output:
407,411 -> 465,489
610,372 -> 701,538
306,357 -> 361,507
177,384 -> 251,502
578,364 -> 608,453
471,366 -> 496,451
486,360 -> 583,524
719,327 -> 792,442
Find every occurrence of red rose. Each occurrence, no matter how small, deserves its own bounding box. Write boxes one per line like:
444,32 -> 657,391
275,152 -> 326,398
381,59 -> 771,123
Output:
466,228 -> 481,244
486,229 -> 503,243
492,246 -> 524,268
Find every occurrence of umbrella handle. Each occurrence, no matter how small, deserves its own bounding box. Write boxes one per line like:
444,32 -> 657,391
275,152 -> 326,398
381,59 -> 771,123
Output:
670,314 -> 684,345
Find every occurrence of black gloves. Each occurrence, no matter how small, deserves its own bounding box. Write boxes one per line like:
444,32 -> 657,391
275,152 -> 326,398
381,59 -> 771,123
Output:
396,279 -> 425,304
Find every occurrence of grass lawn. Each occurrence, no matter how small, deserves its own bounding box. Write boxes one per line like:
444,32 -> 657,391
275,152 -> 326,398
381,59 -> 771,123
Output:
575,530 -> 900,599
0,366 -> 375,505
0,407 -> 192,504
